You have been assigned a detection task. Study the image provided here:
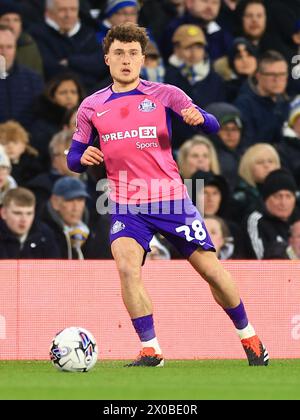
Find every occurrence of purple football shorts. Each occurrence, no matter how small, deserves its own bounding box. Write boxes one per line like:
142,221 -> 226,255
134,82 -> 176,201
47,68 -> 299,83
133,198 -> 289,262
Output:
109,198 -> 215,259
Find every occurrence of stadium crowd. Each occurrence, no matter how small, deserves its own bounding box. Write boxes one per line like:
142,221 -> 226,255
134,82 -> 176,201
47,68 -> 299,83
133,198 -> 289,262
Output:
0,0 -> 300,260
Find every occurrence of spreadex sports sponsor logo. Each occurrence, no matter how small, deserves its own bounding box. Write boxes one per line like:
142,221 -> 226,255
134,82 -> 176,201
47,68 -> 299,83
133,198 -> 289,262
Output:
136,142 -> 158,150
101,126 -> 157,142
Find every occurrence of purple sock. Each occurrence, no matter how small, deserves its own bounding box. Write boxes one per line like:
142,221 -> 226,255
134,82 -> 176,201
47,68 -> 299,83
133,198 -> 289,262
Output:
224,300 -> 248,330
131,314 -> 155,342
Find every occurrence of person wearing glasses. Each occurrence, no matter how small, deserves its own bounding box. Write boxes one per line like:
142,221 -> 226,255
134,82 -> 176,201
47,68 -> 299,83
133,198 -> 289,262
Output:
235,50 -> 290,145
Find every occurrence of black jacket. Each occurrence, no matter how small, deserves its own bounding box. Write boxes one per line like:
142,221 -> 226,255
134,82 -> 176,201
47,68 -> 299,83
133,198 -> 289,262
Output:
0,63 -> 43,130
0,218 -> 60,259
26,171 -> 63,217
29,22 -> 105,91
234,80 -> 290,146
242,207 -> 300,259
232,178 -> 264,223
276,134 -> 300,189
11,152 -> 43,186
30,95 -> 68,167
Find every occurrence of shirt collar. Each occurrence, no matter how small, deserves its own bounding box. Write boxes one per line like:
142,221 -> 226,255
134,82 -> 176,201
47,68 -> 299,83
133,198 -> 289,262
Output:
45,16 -> 81,37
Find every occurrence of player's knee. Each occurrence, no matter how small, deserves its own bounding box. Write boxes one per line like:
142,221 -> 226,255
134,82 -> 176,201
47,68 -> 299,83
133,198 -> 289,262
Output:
117,258 -> 140,282
200,263 -> 229,286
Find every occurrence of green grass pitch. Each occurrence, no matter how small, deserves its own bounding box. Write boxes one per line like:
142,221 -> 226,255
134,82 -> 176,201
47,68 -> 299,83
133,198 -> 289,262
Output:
0,359 -> 300,400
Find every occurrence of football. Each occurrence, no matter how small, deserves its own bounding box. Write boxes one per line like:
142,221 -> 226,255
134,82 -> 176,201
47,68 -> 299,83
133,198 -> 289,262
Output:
49,326 -> 98,372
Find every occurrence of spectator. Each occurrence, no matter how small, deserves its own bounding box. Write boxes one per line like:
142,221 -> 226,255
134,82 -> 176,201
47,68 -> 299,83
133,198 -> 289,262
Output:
0,1 -> 43,76
30,72 -> 85,166
0,25 -> 43,130
96,0 -> 140,44
265,218 -> 300,259
233,143 -> 281,221
191,169 -> 229,216
166,24 -> 225,106
0,187 -> 60,258
177,135 -> 220,179
218,0 -> 240,35
165,24 -> 225,148
234,50 -> 290,145
204,215 -> 235,259
277,96 -> 300,189
191,169 -> 243,256
139,0 -> 185,44
214,37 -> 257,101
42,176 -> 91,259
264,0 -> 300,49
62,106 -> 78,132
18,0 -> 99,29
235,0 -> 288,58
161,0 -> 233,62
206,102 -> 245,189
243,168 -> 300,259
27,129 -> 80,215
140,41 -> 165,83
0,145 -> 17,206
286,220 -> 300,259
0,120 -> 42,186
237,0 -> 267,50
29,0 -> 104,91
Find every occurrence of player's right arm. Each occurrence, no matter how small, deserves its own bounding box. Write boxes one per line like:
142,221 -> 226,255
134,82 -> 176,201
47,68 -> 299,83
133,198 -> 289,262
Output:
80,146 -> 104,166
67,101 -> 104,173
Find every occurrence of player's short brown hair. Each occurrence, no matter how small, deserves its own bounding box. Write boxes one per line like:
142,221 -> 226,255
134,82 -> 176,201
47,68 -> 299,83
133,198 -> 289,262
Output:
103,23 -> 148,55
2,187 -> 36,208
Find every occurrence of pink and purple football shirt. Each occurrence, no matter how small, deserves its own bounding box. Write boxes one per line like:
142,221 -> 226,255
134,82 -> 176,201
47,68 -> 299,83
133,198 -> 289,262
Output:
68,79 -> 219,203
68,79 -> 219,257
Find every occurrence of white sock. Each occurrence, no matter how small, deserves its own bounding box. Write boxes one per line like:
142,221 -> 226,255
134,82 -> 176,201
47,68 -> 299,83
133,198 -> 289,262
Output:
141,337 -> 162,354
236,323 -> 256,340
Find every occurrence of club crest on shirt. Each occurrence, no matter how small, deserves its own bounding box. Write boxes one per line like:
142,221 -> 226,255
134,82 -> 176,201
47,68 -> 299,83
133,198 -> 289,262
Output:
138,98 -> 156,112
111,220 -> 126,234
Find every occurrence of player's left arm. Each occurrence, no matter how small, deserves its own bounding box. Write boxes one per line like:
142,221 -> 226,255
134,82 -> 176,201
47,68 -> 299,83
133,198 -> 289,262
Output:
166,84 -> 220,134
181,106 -> 220,134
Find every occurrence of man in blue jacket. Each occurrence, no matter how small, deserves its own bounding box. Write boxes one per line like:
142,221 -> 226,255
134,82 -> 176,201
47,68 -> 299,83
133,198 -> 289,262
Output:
235,50 -> 290,146
29,0 -> 106,92
0,25 -> 43,129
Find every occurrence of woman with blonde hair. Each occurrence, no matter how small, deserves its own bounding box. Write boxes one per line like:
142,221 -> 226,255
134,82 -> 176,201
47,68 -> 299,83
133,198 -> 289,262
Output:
233,142 -> 281,221
0,120 -> 42,185
177,135 -> 221,179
